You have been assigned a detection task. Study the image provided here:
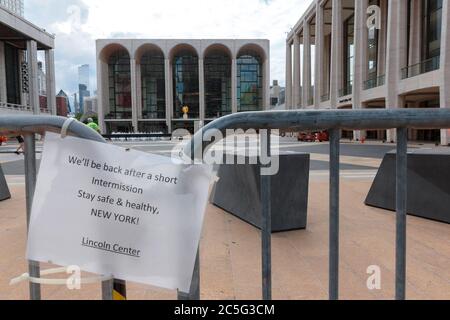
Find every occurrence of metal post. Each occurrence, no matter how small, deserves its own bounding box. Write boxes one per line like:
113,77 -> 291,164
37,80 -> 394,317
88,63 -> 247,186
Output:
396,127 -> 408,300
329,128 -> 340,300
24,134 -> 41,300
177,249 -> 200,300
261,129 -> 272,300
101,279 -> 114,300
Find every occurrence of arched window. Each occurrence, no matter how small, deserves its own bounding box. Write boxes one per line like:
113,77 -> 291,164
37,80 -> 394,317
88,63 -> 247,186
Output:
141,50 -> 165,119
204,48 -> 231,118
172,48 -> 199,119
237,49 -> 263,112
108,50 -> 131,119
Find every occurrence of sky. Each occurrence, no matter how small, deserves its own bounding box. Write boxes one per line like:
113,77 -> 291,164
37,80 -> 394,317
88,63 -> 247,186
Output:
25,0 -> 311,101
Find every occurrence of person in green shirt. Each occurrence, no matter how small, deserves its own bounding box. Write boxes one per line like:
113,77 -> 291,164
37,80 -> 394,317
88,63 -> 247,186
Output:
86,118 -> 100,133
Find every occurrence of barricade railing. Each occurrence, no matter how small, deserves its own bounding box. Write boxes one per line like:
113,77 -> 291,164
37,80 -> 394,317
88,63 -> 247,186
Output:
185,108 -> 450,301
2,109 -> 450,301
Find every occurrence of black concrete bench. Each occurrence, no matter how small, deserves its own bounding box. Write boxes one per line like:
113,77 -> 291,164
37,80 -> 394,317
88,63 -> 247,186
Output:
0,163 -> 11,201
210,153 -> 310,233
365,148 -> 450,224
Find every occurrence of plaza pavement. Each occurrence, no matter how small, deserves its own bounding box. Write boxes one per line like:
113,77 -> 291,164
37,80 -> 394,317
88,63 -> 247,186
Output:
0,139 -> 449,300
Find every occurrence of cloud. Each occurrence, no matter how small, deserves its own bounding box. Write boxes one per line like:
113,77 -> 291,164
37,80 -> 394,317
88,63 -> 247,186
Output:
25,0 -> 312,98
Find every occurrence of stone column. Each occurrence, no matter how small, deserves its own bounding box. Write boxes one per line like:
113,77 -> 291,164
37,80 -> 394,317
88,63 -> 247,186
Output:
136,62 -> 142,120
302,20 -> 312,108
0,42 -> 7,103
353,0 -> 369,140
285,42 -> 293,110
330,0 -> 343,109
323,35 -> 331,100
293,35 -> 301,108
130,58 -> 138,132
314,2 -> 324,109
164,58 -> 172,133
199,58 -> 205,122
232,58 -> 238,113
45,49 -> 56,115
408,0 -> 422,66
26,40 -> 39,115
440,0 -> 450,145
96,57 -> 107,133
386,0 -> 408,142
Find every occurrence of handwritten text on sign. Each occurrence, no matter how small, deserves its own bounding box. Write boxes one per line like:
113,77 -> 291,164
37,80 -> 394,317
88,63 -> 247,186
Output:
26,132 -> 211,292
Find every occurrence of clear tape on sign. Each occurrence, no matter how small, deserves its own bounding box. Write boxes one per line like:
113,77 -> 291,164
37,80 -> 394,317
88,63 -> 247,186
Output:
10,267 -> 113,286
60,118 -> 77,139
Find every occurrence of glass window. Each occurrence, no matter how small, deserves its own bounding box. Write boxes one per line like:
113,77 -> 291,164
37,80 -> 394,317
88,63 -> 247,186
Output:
368,0 -> 379,80
343,14 -> 354,94
204,50 -> 231,119
107,50 -> 132,119
237,51 -> 263,112
423,0 -> 443,59
173,50 -> 199,119
141,50 -> 165,120
5,44 -> 21,105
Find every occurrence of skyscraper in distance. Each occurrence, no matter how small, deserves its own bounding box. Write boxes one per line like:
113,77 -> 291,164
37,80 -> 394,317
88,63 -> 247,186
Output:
78,64 -> 90,114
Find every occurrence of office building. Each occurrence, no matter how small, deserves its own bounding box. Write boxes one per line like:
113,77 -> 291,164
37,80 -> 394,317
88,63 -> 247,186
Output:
83,96 -> 98,114
78,64 -> 90,114
56,89 -> 70,116
0,6 -> 56,115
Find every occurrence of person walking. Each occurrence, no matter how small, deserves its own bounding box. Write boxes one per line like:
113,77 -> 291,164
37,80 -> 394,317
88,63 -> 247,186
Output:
15,136 -> 24,155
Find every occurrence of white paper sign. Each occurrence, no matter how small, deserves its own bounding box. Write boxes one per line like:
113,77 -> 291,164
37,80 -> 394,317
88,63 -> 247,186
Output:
26,132 -> 211,292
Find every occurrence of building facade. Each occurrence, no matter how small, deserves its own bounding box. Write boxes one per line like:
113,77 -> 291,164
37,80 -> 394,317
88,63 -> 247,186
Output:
0,0 -> 24,17
286,0 -> 450,145
0,6 -> 56,116
56,90 -> 70,116
83,96 -> 98,114
96,39 -> 270,133
270,80 -> 285,107
37,61 -> 46,96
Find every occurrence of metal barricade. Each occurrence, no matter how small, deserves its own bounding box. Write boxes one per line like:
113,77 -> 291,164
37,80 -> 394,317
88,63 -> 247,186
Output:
185,108 -> 450,301
2,109 -> 450,301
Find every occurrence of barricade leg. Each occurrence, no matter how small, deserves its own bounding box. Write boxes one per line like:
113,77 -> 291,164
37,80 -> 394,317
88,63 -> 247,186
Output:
395,128 -> 408,300
24,134 -> 41,300
261,129 -> 272,301
329,129 -> 341,300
